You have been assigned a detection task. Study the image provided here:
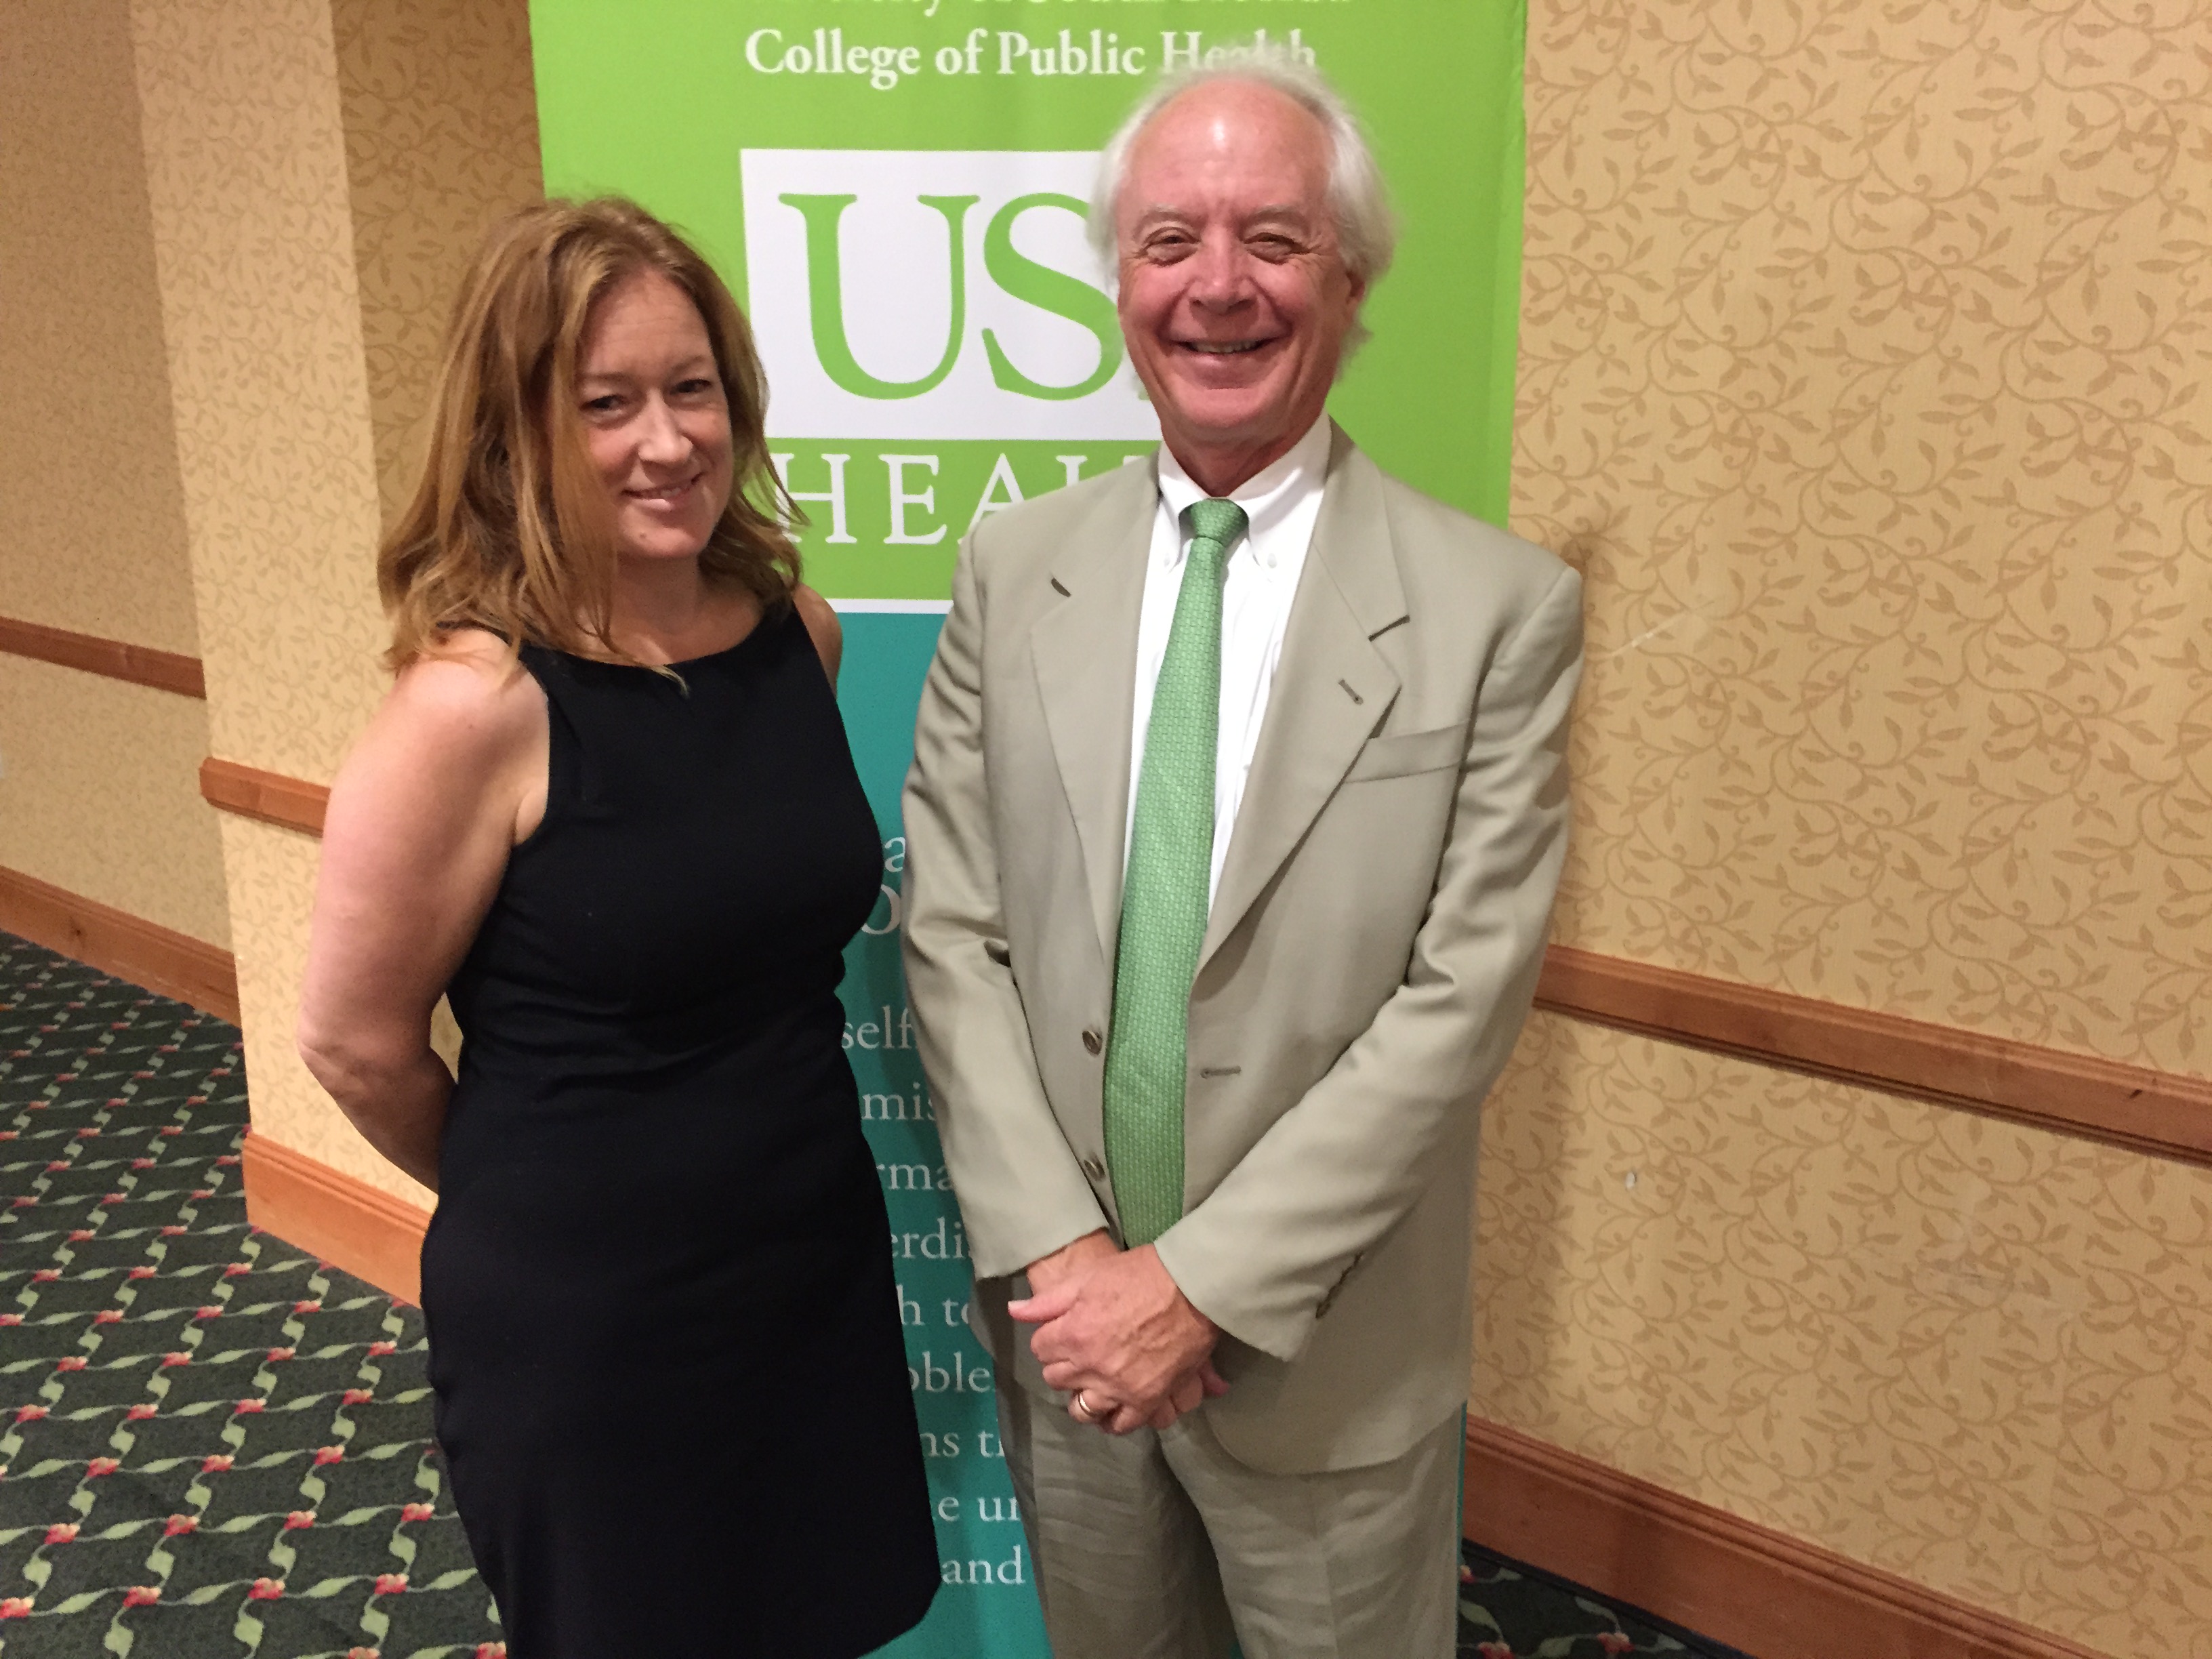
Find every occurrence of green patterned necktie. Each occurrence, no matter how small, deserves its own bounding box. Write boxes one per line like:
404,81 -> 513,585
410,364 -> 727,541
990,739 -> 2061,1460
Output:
1103,496 -> 1248,1248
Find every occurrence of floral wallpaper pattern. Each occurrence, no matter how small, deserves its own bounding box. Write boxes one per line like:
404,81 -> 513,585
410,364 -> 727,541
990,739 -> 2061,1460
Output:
0,659 -> 230,950
0,0 -> 200,657
129,0 -> 392,785
1473,1013 -> 2212,1659
1485,2 -> 2212,1653
0,0 -> 226,947
333,0 -> 542,535
1514,0 -> 2212,1076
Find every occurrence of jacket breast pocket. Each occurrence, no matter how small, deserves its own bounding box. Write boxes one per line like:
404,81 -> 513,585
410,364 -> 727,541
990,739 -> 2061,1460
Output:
1342,722 -> 1465,783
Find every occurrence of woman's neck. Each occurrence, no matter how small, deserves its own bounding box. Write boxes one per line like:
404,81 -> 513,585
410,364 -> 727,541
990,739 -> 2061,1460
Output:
607,556 -> 749,665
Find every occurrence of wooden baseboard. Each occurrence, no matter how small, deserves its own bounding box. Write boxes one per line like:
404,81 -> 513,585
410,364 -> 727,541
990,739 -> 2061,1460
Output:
0,614 -> 205,699
241,1130 -> 431,1305
1464,1416 -> 2110,1659
0,865 -> 238,1025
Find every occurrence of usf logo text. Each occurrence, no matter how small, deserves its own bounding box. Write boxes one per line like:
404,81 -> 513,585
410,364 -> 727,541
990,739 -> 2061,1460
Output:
741,149 -> 1160,442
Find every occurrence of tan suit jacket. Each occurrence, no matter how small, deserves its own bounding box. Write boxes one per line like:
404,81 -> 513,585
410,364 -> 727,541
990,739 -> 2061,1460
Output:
901,426 -> 1583,1475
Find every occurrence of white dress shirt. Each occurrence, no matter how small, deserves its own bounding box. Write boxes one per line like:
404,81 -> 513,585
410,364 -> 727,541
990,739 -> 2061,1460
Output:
1124,415 -> 1332,903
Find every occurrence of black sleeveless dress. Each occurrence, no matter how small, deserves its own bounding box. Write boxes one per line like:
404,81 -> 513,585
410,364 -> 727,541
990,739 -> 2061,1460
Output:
421,607 -> 939,1658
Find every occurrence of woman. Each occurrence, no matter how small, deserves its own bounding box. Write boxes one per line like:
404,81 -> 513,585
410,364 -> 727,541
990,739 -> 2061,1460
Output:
297,199 -> 939,1656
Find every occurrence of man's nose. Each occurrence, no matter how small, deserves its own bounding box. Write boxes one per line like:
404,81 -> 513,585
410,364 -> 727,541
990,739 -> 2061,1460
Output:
1186,234 -> 1255,308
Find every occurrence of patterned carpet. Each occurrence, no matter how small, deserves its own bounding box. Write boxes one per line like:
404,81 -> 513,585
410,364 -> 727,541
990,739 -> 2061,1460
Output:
0,928 -> 1746,1658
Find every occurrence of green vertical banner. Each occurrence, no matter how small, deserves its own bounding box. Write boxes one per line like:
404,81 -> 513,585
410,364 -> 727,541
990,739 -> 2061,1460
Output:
530,3 -> 1522,1652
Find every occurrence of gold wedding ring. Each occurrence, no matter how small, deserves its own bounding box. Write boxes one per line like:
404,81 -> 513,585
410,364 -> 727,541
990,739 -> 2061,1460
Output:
1071,1389 -> 1105,1423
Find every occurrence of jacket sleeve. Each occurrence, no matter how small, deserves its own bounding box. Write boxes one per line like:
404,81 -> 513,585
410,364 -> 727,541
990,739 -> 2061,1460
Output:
901,533 -> 1110,1279
1153,564 -> 1585,1361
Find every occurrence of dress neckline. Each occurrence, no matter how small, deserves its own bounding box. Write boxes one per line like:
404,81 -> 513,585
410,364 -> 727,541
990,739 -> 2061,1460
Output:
545,605 -> 784,673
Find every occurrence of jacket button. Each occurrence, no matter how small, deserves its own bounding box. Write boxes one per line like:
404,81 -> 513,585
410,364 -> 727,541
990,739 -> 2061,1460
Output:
1081,1156 -> 1105,1181
1082,1029 -> 1103,1055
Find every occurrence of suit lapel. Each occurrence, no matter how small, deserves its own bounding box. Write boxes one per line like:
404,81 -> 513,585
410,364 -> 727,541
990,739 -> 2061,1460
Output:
1200,428 -> 1407,972
1029,458 -> 1158,971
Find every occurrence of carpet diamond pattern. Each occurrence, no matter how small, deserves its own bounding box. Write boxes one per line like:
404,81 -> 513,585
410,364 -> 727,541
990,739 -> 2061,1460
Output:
0,935 -> 497,1658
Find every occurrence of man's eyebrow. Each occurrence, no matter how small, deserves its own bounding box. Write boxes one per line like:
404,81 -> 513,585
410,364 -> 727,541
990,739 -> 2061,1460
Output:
1128,203 -> 1315,229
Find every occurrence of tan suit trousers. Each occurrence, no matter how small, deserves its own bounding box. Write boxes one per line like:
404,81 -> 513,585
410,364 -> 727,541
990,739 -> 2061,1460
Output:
996,1382 -> 1462,1659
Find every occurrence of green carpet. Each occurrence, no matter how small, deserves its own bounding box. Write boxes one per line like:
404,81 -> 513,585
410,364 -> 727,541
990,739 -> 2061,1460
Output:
0,933 -> 497,1657
0,930 -> 1748,1658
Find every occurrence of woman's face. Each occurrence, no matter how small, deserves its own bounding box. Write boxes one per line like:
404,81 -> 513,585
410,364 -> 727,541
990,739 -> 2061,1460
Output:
574,269 -> 733,563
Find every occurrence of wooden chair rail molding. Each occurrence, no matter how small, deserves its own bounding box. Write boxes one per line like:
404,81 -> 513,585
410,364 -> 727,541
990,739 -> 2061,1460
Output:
0,615 -> 205,699
1462,1415 -> 2110,1659
1534,945 -> 2212,1167
0,865 -> 239,1025
198,757 -> 330,835
199,758 -> 2212,1168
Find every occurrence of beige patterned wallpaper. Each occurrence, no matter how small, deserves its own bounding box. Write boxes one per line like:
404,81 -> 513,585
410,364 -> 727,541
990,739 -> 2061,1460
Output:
0,0 -> 227,949
126,0 -> 390,1193
1486,1 -> 2212,1654
128,0 -> 391,786
1473,1015 -> 2212,1659
0,0 -> 199,655
333,0 -> 542,535
1514,0 -> 2212,1076
0,659 -> 230,950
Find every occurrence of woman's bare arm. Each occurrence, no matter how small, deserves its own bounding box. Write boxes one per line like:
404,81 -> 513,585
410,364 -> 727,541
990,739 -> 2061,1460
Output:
297,637 -> 546,1190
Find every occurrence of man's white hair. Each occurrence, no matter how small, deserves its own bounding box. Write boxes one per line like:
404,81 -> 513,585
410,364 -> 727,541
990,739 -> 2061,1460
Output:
1088,49 -> 1397,292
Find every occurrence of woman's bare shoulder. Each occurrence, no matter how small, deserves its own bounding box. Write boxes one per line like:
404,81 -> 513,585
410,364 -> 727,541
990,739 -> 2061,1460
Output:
376,628 -> 546,762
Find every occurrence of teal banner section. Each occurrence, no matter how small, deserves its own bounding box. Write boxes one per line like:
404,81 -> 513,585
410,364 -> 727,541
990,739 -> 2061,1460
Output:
834,611 -> 1038,1655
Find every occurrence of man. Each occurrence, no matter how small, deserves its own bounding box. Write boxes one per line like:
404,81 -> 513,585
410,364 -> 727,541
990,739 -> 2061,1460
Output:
901,55 -> 1582,1658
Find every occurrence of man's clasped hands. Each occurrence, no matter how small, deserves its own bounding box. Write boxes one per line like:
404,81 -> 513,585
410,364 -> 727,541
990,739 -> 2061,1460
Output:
1009,1230 -> 1231,1434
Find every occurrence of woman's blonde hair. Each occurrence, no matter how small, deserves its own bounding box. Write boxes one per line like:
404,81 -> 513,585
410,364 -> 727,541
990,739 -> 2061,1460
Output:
379,197 -> 798,670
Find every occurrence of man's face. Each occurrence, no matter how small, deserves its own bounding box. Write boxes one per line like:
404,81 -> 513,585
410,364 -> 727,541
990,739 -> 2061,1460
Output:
1114,81 -> 1366,479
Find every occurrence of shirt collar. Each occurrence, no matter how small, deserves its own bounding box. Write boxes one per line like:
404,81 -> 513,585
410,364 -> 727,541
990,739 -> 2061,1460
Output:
1156,415 -> 1332,571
